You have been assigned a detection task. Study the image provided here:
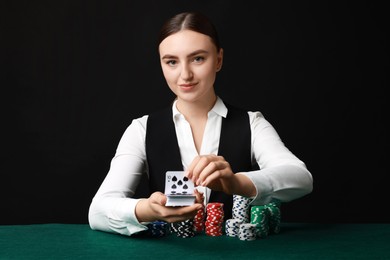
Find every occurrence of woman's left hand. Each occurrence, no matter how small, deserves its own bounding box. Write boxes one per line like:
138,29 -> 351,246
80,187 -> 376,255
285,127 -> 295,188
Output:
185,155 -> 235,194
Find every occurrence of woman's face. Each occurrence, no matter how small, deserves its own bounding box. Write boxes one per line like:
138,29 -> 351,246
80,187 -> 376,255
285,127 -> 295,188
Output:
159,30 -> 223,104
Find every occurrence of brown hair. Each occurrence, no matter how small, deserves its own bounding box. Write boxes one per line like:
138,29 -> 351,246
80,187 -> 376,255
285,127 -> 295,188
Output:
158,11 -> 221,52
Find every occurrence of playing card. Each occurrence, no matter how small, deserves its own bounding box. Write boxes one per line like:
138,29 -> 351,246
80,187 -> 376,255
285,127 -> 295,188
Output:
165,171 -> 196,206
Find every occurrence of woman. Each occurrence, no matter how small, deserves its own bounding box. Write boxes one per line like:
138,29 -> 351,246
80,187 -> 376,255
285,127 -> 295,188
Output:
88,11 -> 313,236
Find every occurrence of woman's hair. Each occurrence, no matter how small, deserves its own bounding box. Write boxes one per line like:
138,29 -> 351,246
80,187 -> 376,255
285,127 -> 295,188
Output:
158,11 -> 221,52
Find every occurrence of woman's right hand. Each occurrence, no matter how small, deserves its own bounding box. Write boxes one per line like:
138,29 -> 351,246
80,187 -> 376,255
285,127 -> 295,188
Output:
135,190 -> 204,223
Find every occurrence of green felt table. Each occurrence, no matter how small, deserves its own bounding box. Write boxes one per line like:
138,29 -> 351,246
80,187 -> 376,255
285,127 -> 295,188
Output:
1,223 -> 389,259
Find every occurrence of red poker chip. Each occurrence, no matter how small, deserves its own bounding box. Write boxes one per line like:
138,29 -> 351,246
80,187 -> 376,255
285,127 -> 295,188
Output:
206,215 -> 224,220
206,212 -> 221,215
205,230 -> 223,236
205,226 -> 222,231
207,202 -> 224,207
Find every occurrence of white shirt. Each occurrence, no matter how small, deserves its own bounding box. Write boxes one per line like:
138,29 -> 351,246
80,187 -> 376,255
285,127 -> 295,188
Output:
88,97 -> 313,236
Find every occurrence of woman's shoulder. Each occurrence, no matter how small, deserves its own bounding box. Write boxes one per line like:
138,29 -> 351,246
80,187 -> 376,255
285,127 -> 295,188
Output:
223,100 -> 265,121
125,114 -> 149,133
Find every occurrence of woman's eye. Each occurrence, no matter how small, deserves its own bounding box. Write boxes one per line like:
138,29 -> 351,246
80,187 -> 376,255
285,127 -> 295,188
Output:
166,60 -> 177,66
193,56 -> 205,63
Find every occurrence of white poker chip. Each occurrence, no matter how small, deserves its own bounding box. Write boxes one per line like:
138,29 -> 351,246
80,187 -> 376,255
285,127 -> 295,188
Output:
238,223 -> 257,241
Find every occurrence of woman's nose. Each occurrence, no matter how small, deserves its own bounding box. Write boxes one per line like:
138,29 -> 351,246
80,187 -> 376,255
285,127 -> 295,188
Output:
180,63 -> 193,81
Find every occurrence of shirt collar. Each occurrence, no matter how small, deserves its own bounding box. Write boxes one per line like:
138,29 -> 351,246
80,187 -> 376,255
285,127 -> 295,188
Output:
172,96 -> 228,119
211,96 -> 228,118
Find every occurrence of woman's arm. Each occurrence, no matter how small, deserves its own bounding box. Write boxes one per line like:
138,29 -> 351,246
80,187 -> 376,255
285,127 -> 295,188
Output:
240,111 -> 313,205
88,116 -> 150,236
88,116 -> 204,236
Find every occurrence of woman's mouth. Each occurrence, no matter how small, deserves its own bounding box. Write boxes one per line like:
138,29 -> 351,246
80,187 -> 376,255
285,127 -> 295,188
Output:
179,83 -> 197,91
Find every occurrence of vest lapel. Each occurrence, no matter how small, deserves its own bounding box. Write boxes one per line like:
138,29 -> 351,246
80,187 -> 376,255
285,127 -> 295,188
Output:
209,104 -> 253,219
145,106 -> 183,193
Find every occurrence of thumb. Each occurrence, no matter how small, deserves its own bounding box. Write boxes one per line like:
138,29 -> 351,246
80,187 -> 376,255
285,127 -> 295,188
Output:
160,194 -> 167,206
151,191 -> 167,206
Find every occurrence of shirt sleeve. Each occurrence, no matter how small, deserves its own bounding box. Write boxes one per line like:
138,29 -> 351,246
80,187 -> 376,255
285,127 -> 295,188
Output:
88,116 -> 149,236
238,111 -> 313,205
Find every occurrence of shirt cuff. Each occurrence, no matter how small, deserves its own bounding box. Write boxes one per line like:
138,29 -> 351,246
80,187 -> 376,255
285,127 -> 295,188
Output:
238,171 -> 273,205
108,198 -> 148,235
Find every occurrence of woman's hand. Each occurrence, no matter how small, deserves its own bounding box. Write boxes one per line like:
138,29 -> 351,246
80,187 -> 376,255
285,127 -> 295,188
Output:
185,155 -> 236,194
135,190 -> 204,223
185,154 -> 257,198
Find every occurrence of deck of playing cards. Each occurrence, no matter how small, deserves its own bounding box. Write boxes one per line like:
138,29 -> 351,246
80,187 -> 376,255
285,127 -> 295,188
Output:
165,171 -> 196,206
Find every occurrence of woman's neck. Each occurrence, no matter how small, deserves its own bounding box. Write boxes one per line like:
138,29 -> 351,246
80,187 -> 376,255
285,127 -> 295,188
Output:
176,94 -> 217,119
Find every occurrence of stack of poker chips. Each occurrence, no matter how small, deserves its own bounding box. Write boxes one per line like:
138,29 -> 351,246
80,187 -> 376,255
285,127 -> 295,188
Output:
193,207 -> 205,232
250,205 -> 270,238
171,218 -> 196,238
238,223 -> 257,241
232,194 -> 251,223
205,202 -> 224,236
225,195 -> 282,241
266,201 -> 281,234
225,195 -> 252,239
250,200 -> 281,238
145,221 -> 170,237
142,198 -> 280,240
225,218 -> 243,237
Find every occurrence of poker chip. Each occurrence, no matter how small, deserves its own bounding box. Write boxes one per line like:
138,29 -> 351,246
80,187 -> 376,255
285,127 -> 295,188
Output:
225,218 -> 243,237
238,223 -> 257,241
266,201 -> 281,234
232,195 -> 251,223
250,205 -> 270,238
171,219 -> 195,238
228,197 -> 282,241
193,207 -> 205,232
145,221 -> 170,237
144,198 -> 281,240
205,202 -> 224,236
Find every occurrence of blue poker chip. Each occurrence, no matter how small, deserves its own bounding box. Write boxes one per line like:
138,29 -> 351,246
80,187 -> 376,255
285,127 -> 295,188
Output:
146,221 -> 170,237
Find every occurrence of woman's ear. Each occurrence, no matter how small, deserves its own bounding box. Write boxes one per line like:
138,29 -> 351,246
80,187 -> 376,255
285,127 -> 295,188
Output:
216,48 -> 224,72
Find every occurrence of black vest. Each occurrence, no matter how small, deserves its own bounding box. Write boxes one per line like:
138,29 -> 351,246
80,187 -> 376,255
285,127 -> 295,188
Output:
145,103 -> 256,219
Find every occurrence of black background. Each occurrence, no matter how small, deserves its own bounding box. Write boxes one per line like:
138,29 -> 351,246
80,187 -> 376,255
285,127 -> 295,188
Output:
1,1 -> 388,224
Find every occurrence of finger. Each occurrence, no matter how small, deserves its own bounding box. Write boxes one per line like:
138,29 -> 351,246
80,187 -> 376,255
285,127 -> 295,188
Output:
192,155 -> 218,184
186,155 -> 202,180
149,192 -> 203,222
194,189 -> 204,204
163,203 -> 203,222
201,167 -> 234,192
184,203 -> 204,219
201,169 -> 224,187
197,159 -> 229,186
150,192 -> 167,206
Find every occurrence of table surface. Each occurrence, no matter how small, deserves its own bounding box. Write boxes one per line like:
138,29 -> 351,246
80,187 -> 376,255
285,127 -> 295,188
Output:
1,223 -> 389,259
